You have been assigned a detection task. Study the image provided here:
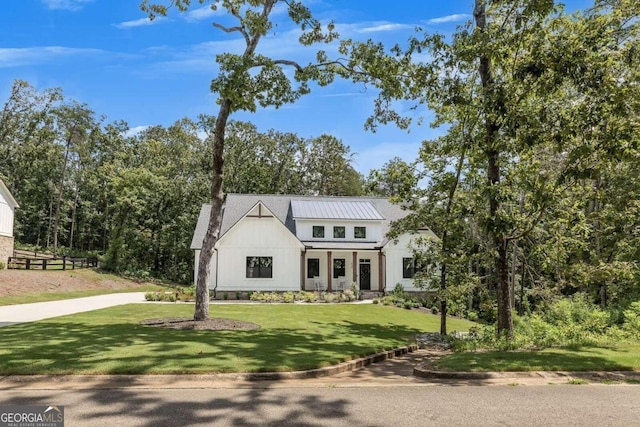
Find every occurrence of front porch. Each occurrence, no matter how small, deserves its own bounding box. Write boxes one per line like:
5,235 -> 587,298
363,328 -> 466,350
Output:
300,249 -> 385,292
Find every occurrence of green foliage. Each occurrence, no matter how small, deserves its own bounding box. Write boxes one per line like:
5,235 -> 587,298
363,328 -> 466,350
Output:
453,296 -> 640,352
623,302 -> 640,335
144,291 -> 177,302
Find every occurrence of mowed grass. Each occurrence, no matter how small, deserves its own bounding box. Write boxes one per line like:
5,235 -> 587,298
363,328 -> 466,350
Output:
0,304 -> 475,375
436,344 -> 640,372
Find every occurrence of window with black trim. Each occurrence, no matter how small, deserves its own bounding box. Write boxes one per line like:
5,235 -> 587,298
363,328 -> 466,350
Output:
246,256 -> 273,278
307,258 -> 320,279
333,258 -> 346,278
333,226 -> 345,239
312,226 -> 325,238
403,257 -> 426,279
354,226 -> 366,239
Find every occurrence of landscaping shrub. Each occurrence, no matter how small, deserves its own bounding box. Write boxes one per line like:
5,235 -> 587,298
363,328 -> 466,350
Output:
282,291 -> 295,303
323,293 -> 337,303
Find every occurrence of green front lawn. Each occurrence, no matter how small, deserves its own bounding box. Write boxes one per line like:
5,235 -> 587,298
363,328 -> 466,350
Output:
436,344 -> 640,372
0,304 -> 474,375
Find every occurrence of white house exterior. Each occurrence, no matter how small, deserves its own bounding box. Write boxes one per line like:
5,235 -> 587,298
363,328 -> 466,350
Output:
0,179 -> 18,268
190,194 -> 436,294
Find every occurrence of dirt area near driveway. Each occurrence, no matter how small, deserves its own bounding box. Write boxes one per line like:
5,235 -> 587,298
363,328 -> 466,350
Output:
0,269 -> 157,297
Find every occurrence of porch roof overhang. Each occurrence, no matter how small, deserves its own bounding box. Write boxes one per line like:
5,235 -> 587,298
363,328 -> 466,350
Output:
302,241 -> 382,251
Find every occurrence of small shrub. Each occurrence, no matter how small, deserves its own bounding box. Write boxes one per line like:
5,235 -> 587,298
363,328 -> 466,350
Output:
323,293 -> 337,303
350,282 -> 360,300
431,306 -> 439,315
466,311 -> 479,322
0,261 -> 5,269
373,299 -> 379,304
282,291 -> 295,303
236,292 -> 242,300
392,283 -> 406,298
223,292 -> 228,300
343,289 -> 355,302
298,291 -> 316,303
145,292 -> 157,301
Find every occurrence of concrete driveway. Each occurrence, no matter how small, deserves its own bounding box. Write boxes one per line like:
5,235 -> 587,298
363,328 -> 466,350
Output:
0,292 -> 147,327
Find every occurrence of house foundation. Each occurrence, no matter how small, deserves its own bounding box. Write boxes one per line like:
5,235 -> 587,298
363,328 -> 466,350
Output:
0,235 -> 13,268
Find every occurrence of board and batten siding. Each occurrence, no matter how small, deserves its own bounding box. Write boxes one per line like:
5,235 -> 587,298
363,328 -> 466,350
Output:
0,192 -> 15,237
295,219 -> 383,242
210,212 -> 304,292
383,231 -> 437,291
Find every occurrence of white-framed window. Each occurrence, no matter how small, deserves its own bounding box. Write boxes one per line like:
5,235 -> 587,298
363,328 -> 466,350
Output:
246,256 -> 273,278
313,225 -> 325,238
354,226 -> 366,239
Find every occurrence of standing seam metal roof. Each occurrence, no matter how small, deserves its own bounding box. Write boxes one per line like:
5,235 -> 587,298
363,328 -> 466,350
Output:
291,200 -> 384,220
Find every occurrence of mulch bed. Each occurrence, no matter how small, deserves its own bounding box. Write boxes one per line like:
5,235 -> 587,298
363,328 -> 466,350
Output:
140,317 -> 261,331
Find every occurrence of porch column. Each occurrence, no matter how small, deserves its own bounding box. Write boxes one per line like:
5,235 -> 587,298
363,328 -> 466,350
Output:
300,251 -> 305,290
327,251 -> 332,291
352,251 -> 358,284
378,251 -> 384,292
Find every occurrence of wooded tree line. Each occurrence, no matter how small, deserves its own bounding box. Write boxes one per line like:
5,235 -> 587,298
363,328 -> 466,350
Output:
358,0 -> 639,334
0,80 -> 362,283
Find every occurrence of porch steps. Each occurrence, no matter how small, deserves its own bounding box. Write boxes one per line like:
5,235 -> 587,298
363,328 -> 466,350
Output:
360,291 -> 384,300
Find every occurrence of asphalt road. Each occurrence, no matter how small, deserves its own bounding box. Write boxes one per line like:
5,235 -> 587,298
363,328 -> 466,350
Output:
2,384 -> 639,426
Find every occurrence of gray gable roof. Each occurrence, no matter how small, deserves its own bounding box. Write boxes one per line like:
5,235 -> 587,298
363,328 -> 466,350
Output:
190,194 -> 412,250
0,179 -> 18,208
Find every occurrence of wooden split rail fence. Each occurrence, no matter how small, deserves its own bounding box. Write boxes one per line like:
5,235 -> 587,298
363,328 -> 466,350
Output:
8,250 -> 98,271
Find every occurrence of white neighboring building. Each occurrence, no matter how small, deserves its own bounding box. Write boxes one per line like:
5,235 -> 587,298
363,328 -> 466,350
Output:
190,194 -> 436,294
0,179 -> 18,268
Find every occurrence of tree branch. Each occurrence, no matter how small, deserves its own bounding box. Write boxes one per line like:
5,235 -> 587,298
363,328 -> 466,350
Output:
212,22 -> 250,46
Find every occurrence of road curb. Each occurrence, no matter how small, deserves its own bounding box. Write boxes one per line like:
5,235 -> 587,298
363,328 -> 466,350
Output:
413,365 -> 640,381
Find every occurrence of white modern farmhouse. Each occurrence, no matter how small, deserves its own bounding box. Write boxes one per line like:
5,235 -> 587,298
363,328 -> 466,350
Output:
0,179 -> 18,268
191,194 -> 435,294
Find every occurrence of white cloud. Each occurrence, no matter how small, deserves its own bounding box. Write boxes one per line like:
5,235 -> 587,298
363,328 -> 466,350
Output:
41,0 -> 93,11
0,46 -> 104,68
113,17 -> 167,30
426,14 -> 471,25
123,125 -> 150,138
184,5 -> 224,22
358,23 -> 413,33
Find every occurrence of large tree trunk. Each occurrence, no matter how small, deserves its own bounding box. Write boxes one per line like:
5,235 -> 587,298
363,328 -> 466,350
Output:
474,0 -> 513,337
194,99 -> 232,321
53,137 -> 71,255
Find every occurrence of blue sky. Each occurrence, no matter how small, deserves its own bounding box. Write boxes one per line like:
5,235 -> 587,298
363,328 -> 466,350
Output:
2,0 -> 590,174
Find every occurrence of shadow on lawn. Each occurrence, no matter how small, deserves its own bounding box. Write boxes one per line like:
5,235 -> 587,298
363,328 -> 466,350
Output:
0,317 -> 422,375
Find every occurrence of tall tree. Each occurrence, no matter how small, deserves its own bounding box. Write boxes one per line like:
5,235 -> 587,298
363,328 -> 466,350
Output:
142,0 -> 337,320
337,0 -> 639,336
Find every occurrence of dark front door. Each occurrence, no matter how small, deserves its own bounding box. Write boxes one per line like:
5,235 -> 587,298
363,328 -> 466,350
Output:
359,263 -> 371,290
